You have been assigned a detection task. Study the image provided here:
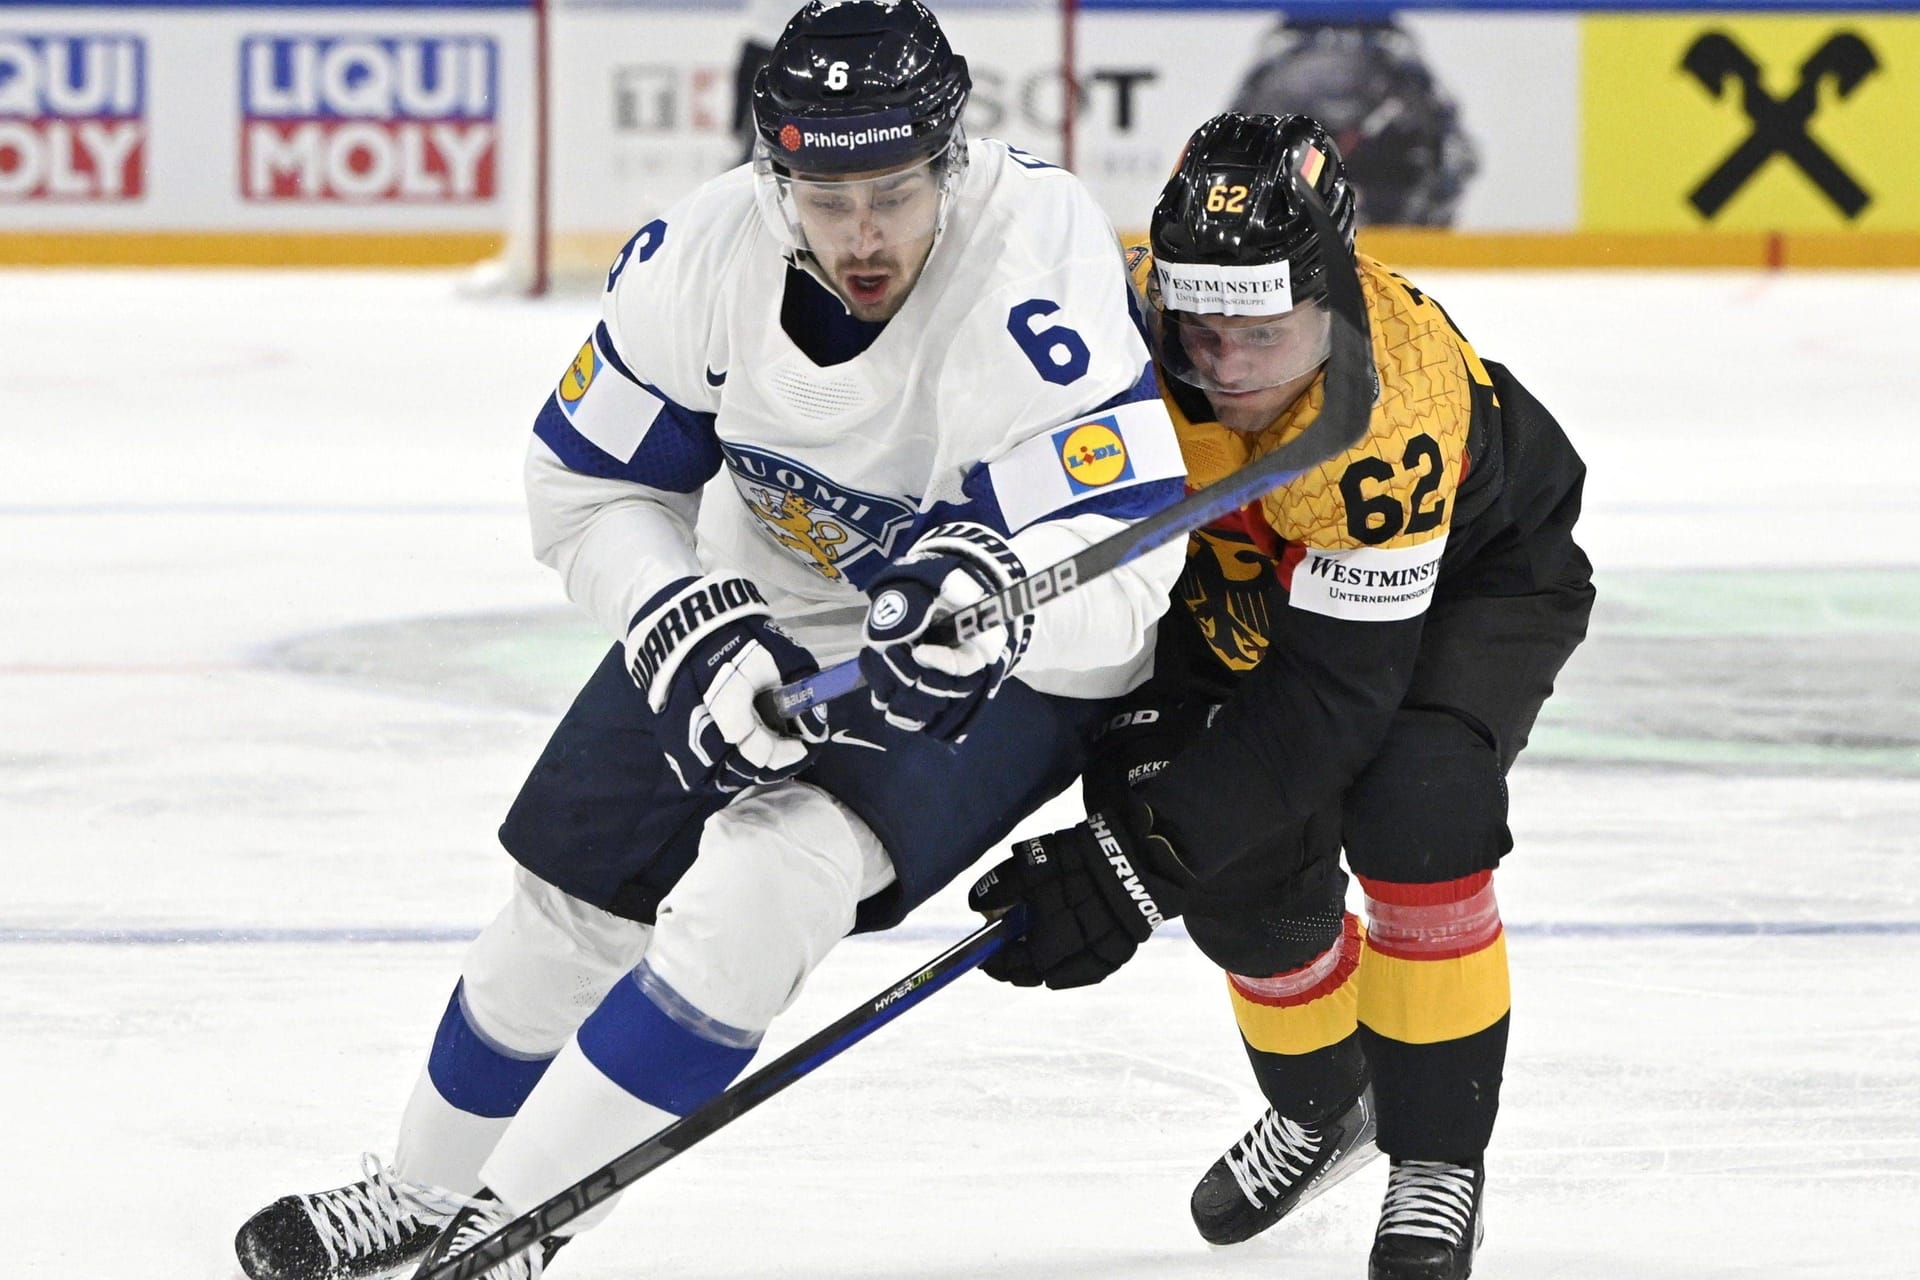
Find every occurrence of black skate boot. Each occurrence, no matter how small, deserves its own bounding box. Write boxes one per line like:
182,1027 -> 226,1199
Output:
1368,1159 -> 1485,1280
235,1155 -> 462,1280
1189,1088 -> 1379,1245
407,1189 -> 567,1280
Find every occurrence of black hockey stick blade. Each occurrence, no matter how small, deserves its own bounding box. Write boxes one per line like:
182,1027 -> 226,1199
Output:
413,916 -> 1019,1280
757,172 -> 1376,722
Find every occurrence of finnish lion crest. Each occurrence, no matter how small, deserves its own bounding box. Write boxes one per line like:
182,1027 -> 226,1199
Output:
719,442 -> 916,587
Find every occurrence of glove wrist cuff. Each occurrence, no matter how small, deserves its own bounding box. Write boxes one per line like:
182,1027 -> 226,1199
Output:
626,574 -> 770,711
1084,807 -> 1178,940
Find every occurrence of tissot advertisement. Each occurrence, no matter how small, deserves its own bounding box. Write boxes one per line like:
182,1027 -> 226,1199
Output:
3,1 -> 1914,265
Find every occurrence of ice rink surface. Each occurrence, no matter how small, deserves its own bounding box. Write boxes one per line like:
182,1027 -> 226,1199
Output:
4,265 -> 1918,1278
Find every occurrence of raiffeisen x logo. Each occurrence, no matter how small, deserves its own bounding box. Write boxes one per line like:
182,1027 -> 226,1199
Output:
1683,31 -> 1880,220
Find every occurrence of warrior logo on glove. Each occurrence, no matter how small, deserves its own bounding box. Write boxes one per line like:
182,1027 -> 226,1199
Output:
627,574 -> 829,796
629,578 -> 768,692
869,590 -> 911,631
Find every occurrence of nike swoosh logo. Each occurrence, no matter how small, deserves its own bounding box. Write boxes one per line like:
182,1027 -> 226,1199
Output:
828,728 -> 885,753
704,366 -> 727,387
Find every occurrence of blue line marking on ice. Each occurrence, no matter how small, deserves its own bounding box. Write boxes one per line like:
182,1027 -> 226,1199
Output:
4,921 -> 1919,946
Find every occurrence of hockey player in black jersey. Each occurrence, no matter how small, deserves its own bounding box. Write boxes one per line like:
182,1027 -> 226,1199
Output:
970,113 -> 1593,1280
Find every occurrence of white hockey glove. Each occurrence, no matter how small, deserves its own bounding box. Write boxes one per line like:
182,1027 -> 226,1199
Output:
626,575 -> 828,795
858,522 -> 1031,744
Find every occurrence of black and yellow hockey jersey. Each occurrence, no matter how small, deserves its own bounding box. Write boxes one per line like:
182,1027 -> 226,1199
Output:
1125,246 -> 1590,877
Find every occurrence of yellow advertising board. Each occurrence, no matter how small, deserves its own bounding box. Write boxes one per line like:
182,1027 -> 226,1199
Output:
1585,15 -> 1920,232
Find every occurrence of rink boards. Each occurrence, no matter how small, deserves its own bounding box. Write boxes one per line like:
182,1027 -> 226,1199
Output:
3,0 -> 1920,267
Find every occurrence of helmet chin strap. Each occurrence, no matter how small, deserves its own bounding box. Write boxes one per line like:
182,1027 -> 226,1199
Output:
790,252 -> 852,309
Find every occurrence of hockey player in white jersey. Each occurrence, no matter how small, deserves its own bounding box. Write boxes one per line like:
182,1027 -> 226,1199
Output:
232,3 -> 1186,1278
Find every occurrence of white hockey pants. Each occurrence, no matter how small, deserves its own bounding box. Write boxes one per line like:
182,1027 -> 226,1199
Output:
394,781 -> 895,1220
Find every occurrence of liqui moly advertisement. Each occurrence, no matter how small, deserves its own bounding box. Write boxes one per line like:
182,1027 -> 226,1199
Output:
0,6 -> 526,243
239,35 -> 498,202
0,33 -> 146,202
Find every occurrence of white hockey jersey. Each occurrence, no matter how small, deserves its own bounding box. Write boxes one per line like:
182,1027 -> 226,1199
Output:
524,139 -> 1187,699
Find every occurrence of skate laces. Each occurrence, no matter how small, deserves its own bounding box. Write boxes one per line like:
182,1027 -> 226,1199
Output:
440,1194 -> 545,1280
1225,1109 -> 1322,1206
1377,1160 -> 1477,1245
298,1153 -> 463,1266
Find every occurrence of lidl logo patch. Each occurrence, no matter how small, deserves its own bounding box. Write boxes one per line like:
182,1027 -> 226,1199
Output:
0,34 -> 146,201
559,339 -> 598,407
1055,417 -> 1134,493
239,35 -> 497,202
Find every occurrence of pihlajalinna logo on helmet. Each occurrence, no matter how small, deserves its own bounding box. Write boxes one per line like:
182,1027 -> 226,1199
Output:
775,107 -> 918,160
787,123 -> 912,152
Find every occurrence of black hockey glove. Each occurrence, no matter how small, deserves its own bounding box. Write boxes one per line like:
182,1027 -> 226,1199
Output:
858,522 -> 1031,744
627,574 -> 828,795
969,796 -> 1193,990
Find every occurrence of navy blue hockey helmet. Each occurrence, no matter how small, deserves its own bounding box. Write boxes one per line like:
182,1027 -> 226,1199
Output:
1151,112 -> 1357,308
751,0 -> 972,177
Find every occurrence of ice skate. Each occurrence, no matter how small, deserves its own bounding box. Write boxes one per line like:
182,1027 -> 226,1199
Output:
1189,1088 -> 1379,1245
1367,1158 -> 1484,1280
235,1154 -> 462,1280
407,1190 -> 565,1280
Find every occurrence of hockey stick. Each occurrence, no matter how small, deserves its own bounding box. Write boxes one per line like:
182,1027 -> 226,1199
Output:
415,915 -> 1017,1280
757,175 -> 1376,722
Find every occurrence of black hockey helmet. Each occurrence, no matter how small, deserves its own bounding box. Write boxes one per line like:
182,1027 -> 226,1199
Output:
1150,112 -> 1357,309
751,0 -> 971,177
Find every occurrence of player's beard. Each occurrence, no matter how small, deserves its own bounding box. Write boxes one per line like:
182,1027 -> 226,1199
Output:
824,242 -> 933,322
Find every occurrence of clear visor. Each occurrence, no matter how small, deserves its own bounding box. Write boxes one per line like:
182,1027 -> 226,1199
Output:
1155,301 -> 1333,396
752,134 -> 966,261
